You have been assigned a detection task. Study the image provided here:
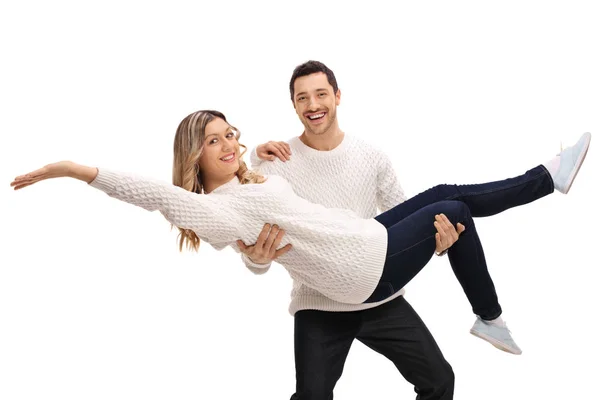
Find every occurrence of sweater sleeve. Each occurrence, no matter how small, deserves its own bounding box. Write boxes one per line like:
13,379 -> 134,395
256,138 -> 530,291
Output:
249,146 -> 264,170
242,149 -> 276,274
244,147 -> 285,274
248,145 -> 282,176
89,168 -> 239,243
376,152 -> 407,212
241,253 -> 272,275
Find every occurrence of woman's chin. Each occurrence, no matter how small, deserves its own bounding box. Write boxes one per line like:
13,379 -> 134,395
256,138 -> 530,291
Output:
224,161 -> 240,174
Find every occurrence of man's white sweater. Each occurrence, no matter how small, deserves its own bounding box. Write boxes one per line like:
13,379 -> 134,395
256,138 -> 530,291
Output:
247,134 -> 408,315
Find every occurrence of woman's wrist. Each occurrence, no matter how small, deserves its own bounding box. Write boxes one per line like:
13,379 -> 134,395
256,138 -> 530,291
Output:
68,162 -> 98,183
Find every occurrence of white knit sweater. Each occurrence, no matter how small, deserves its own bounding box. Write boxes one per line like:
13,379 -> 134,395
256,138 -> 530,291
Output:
246,134 -> 408,315
89,168 -> 389,304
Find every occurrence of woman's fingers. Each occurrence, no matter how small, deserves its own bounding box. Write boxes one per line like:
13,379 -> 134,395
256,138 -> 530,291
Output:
12,181 -> 35,190
11,177 -> 30,188
12,174 -> 33,182
11,166 -> 48,185
11,176 -> 43,190
274,143 -> 290,160
267,143 -> 287,162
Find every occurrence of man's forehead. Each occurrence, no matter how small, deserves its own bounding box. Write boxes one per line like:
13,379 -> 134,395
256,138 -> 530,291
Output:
294,73 -> 332,91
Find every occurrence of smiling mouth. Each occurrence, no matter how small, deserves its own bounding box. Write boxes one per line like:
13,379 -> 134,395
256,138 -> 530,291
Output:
220,153 -> 236,163
306,112 -> 326,121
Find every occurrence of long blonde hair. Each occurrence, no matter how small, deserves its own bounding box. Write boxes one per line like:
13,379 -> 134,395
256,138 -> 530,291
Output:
172,110 -> 265,252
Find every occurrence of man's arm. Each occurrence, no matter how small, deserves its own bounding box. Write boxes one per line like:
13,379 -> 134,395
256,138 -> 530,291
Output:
240,140 -> 293,273
240,253 -> 272,275
376,153 -> 407,212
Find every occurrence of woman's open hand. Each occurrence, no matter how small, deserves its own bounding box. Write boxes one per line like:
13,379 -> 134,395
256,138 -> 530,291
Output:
10,161 -> 82,190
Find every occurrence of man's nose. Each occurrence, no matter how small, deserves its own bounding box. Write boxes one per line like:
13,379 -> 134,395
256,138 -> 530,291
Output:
308,96 -> 319,110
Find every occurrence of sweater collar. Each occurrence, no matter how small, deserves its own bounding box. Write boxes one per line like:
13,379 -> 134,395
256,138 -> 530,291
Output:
207,175 -> 241,194
291,134 -> 350,158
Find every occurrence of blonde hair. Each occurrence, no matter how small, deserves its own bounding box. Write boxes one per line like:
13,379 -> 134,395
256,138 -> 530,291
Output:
172,110 -> 265,252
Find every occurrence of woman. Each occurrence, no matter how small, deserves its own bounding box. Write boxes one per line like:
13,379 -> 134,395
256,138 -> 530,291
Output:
11,110 -> 592,355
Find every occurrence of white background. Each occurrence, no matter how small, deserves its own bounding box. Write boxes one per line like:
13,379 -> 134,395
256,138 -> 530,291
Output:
1,1 -> 599,399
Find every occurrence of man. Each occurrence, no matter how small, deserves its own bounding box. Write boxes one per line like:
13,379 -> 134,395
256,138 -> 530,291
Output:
237,61 -> 459,399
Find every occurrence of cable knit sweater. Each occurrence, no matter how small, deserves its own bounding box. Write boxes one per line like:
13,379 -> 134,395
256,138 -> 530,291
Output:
89,167 -> 390,304
246,134 -> 408,315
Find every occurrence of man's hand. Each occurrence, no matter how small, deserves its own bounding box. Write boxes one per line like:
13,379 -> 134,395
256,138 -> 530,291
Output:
434,213 -> 465,255
256,141 -> 292,162
237,223 -> 293,264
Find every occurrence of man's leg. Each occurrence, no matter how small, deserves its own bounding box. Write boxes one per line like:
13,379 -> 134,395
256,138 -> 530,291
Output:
357,296 -> 454,400
290,309 -> 361,400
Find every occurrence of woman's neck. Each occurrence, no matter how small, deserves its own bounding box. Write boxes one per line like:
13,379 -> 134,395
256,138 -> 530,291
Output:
202,173 -> 237,194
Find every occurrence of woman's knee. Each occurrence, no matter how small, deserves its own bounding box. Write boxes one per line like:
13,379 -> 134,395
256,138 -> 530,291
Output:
439,200 -> 472,225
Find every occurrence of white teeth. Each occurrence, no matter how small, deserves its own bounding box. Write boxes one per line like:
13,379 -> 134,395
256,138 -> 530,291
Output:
308,113 -> 325,120
221,154 -> 234,161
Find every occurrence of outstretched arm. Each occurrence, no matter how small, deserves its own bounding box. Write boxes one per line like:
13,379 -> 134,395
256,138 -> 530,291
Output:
11,160 -> 98,188
11,161 -> 240,243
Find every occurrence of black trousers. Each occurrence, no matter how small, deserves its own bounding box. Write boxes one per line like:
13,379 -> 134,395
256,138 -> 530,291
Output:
290,295 -> 454,400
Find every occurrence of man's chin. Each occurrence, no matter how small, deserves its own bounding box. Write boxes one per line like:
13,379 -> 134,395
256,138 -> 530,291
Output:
304,123 -> 328,136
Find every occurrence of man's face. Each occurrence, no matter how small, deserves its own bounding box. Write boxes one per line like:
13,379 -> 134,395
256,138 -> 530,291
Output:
293,72 -> 341,136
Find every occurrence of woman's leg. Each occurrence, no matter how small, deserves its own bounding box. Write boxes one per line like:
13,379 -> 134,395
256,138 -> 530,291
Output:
365,133 -> 590,355
376,165 -> 553,228
367,200 -> 500,318
376,131 -> 591,228
366,200 -> 522,354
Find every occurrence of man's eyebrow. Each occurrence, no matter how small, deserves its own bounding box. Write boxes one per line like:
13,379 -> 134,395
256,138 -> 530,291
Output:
296,88 -> 328,97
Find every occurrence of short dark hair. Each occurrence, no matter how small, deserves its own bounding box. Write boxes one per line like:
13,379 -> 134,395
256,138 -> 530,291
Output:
289,60 -> 339,101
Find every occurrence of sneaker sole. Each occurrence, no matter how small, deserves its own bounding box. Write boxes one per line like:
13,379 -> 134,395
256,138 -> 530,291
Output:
563,132 -> 591,194
470,328 -> 522,355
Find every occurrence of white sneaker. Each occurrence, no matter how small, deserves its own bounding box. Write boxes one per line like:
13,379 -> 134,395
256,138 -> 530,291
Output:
470,317 -> 522,355
552,132 -> 592,194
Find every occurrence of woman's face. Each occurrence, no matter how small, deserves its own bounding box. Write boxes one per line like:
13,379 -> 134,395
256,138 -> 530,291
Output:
198,117 -> 241,181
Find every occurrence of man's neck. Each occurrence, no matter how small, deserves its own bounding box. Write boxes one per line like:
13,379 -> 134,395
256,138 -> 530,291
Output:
299,127 -> 345,151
